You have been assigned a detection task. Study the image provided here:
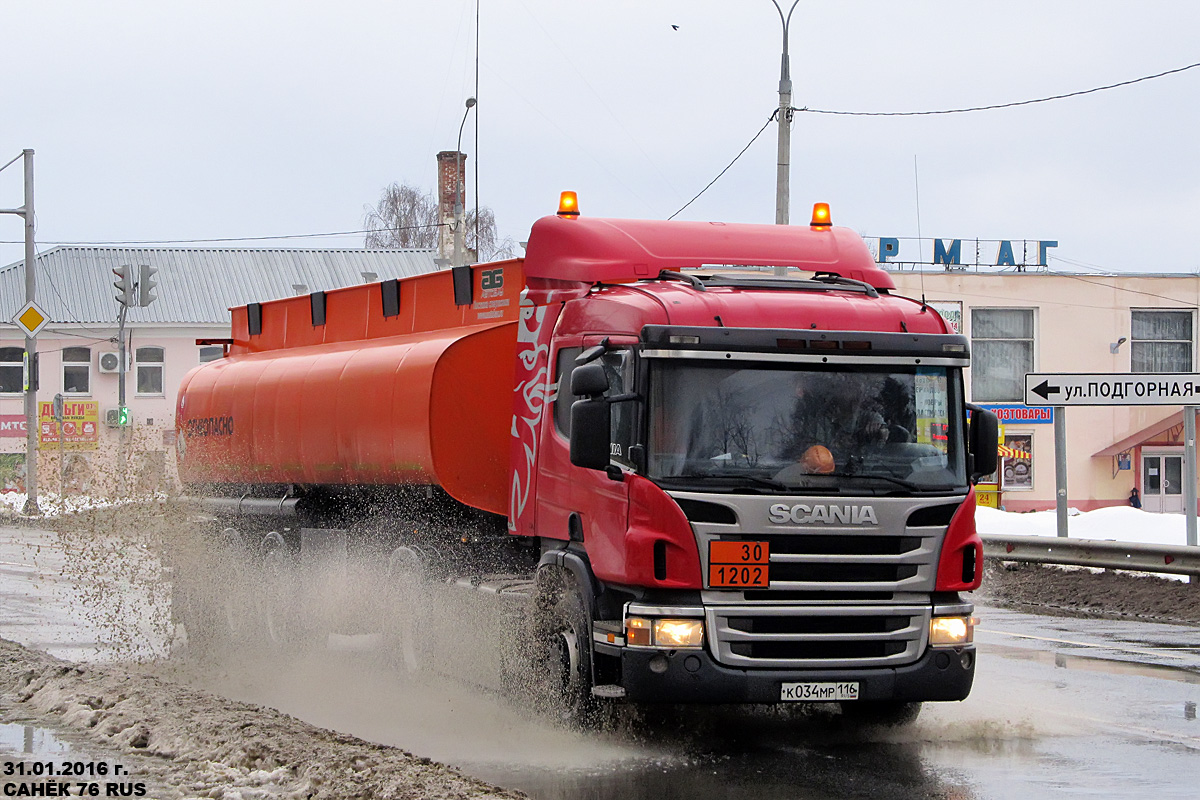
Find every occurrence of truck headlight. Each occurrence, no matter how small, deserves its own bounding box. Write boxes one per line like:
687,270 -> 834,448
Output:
929,615 -> 977,646
654,619 -> 705,648
625,617 -> 704,648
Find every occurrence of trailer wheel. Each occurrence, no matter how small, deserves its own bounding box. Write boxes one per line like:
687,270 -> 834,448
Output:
259,531 -> 305,649
532,568 -> 598,724
172,526 -> 253,657
839,700 -> 922,728
383,545 -> 428,675
217,528 -> 259,644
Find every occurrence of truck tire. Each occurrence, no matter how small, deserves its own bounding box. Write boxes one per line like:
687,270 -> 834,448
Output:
531,567 -> 598,724
839,700 -> 922,728
172,579 -> 227,657
217,528 -> 260,645
172,526 -> 254,657
259,531 -> 307,649
383,545 -> 428,676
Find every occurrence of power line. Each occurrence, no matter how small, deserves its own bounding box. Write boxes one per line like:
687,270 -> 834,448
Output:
800,61 -> 1200,117
669,62 -> 1198,220
7,63 -> 1195,249
1,223 -> 445,247
1056,271 -> 1200,307
670,112 -> 776,220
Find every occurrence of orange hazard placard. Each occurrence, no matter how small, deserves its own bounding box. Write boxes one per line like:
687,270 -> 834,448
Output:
708,540 -> 770,588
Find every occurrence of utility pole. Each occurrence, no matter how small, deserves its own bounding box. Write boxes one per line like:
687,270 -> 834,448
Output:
53,393 -> 64,497
112,265 -> 135,494
771,2 -> 800,276
1054,409 -> 1068,538
117,300 -> 128,492
1186,406 -> 1197,548
0,150 -> 38,514
453,97 -> 477,268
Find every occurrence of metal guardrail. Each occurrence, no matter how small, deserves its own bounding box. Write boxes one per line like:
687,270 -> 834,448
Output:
981,534 -> 1200,579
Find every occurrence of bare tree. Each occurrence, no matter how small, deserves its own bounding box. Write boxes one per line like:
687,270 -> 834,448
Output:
467,205 -> 518,261
363,181 -> 517,261
363,183 -> 439,249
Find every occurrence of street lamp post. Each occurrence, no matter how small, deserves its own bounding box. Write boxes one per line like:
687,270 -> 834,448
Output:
453,97 -> 477,268
772,1 -> 800,227
0,150 -> 38,513
771,2 -> 801,276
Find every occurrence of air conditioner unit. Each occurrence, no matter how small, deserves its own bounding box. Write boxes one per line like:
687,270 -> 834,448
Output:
104,408 -> 131,428
98,351 -> 123,373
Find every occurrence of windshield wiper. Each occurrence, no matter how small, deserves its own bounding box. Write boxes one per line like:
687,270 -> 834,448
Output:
820,472 -> 942,492
683,473 -> 791,492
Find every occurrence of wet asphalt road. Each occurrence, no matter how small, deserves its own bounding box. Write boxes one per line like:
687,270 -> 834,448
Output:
460,606 -> 1200,800
2,524 -> 1199,799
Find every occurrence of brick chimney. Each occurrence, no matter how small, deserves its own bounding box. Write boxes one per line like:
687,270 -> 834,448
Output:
436,150 -> 467,264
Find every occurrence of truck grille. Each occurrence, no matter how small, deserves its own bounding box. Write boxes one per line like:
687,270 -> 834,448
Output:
707,604 -> 929,669
674,494 -> 956,596
669,492 -> 963,670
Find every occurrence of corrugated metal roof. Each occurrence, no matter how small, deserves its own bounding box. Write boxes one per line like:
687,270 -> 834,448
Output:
0,246 -> 440,325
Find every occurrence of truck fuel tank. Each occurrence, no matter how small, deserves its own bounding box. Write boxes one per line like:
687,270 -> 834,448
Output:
177,265 -> 522,516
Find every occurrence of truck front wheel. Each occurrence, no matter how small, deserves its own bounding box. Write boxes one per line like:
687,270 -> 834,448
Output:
531,568 -> 597,724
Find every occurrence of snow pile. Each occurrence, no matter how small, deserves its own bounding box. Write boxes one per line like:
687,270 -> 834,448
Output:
976,505 -> 1192,547
0,491 -> 119,518
0,638 -> 524,800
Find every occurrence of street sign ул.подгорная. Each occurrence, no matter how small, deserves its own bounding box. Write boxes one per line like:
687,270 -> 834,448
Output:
1024,373 -> 1200,406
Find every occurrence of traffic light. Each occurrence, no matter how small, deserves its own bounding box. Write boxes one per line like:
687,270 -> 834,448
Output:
138,264 -> 158,307
113,265 -> 134,306
117,405 -> 129,427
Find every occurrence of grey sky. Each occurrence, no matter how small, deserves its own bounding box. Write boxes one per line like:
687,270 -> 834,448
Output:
2,1 -> 1197,275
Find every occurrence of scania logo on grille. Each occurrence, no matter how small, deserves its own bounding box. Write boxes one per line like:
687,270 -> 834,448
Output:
768,503 -> 879,525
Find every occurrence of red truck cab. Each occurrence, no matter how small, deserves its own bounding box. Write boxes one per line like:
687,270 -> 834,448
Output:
507,208 -> 996,718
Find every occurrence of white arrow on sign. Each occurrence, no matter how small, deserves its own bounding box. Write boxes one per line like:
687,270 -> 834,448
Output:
1025,373 -> 1200,406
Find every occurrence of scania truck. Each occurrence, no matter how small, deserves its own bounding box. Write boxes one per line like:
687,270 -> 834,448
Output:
175,197 -> 998,724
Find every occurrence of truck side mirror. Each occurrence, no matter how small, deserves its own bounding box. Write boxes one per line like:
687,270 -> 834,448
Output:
570,398 -> 611,470
571,362 -> 609,397
967,405 -> 999,482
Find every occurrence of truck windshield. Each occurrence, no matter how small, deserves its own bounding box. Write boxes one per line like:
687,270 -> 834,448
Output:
647,361 -> 967,493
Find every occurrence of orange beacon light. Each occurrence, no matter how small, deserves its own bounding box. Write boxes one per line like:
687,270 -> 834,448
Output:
557,191 -> 580,218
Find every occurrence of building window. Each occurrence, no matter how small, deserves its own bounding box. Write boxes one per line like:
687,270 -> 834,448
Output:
1000,434 -> 1033,491
1131,310 -> 1193,373
135,346 -> 164,395
0,347 -> 23,394
62,347 -> 91,394
970,308 -> 1034,402
198,345 -> 224,363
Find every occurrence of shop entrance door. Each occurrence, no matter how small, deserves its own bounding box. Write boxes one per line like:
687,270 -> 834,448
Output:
1142,451 -> 1183,513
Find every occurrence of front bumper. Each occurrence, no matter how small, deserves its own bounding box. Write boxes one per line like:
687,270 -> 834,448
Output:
616,644 -> 975,705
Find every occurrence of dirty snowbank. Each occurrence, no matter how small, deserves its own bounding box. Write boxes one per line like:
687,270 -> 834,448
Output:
0,638 -> 524,800
976,504 -> 1192,546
